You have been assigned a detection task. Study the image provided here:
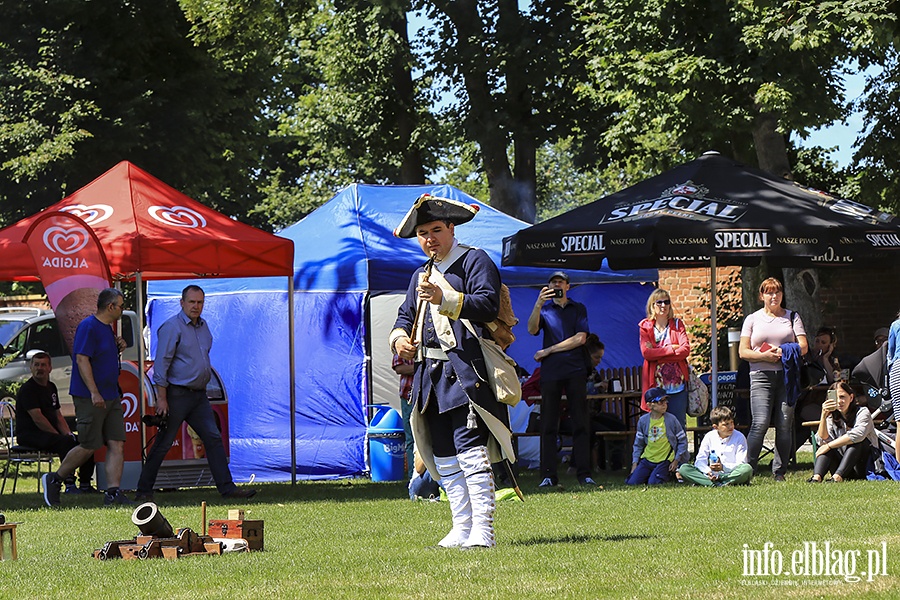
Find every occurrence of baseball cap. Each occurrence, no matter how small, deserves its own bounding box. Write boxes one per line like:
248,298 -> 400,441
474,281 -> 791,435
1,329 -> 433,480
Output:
644,387 -> 668,404
874,327 -> 889,341
548,271 -> 569,283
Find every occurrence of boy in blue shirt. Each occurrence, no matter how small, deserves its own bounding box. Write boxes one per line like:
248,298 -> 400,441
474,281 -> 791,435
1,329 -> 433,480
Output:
625,387 -> 689,485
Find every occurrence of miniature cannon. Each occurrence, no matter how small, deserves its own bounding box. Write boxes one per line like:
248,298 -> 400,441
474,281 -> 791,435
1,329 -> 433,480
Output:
132,501 -> 174,538
93,502 -> 222,560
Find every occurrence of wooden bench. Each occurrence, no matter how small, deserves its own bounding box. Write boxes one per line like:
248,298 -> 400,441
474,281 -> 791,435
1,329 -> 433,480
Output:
597,425 -> 753,469
514,365 -> 644,473
685,424 -> 751,455
801,420 -> 822,452
596,430 -> 634,470
513,429 -> 632,472
684,426 -> 710,455
801,413 -> 890,455
598,427 -> 726,467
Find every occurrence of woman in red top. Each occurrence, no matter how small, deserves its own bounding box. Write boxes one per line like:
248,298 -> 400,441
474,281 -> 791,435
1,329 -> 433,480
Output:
639,289 -> 691,426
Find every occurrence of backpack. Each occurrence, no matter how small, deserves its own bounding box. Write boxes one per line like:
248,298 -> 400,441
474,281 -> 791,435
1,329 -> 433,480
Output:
485,283 -> 517,350
686,367 -> 710,417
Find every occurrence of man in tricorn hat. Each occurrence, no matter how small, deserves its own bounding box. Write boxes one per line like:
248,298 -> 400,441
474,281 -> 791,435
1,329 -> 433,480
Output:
390,194 -> 513,549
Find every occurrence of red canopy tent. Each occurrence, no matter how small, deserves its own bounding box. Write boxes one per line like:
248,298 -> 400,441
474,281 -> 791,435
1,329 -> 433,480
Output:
0,161 -> 292,281
0,161 -> 300,482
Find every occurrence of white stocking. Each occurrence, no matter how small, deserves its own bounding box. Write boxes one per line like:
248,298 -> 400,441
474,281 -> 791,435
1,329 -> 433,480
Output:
458,446 -> 496,548
434,455 -> 471,548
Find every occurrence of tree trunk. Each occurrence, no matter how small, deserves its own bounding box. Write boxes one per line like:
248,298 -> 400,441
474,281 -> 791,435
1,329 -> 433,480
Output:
432,0 -> 538,221
500,0 -> 537,223
752,110 -> 792,179
386,2 -> 426,184
746,108 -> 823,334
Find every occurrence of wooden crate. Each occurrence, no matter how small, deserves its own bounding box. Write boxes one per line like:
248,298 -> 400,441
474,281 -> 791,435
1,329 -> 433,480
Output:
207,519 -> 264,551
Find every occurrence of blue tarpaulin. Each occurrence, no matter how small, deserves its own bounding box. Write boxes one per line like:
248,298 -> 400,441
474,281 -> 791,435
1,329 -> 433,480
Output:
147,184 -> 657,481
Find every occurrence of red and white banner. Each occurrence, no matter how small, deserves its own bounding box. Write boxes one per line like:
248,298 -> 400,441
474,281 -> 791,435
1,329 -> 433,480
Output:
23,212 -> 113,355
22,211 -> 112,310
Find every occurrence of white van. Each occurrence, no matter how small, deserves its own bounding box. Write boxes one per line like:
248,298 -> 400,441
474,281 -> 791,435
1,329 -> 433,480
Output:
0,307 -> 139,416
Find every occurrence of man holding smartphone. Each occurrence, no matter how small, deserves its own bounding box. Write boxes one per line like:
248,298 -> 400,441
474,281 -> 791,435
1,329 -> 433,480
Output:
527,272 -> 594,488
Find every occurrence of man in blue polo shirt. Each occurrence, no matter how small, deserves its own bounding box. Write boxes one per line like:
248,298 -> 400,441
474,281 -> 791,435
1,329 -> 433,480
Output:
41,287 -> 130,507
527,271 -> 594,487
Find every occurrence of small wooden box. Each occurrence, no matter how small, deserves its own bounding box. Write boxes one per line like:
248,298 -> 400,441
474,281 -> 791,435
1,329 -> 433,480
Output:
207,519 -> 264,551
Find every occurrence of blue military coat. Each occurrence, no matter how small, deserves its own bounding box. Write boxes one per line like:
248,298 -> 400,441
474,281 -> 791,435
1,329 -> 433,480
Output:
393,245 -> 507,425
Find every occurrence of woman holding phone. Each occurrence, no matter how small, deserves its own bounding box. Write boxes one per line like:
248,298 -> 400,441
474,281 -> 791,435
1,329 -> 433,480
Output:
739,277 -> 808,481
639,288 -> 691,426
808,381 -> 877,482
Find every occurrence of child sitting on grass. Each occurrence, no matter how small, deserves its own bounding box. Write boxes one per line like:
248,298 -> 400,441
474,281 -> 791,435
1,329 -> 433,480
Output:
678,405 -> 753,486
625,387 -> 689,485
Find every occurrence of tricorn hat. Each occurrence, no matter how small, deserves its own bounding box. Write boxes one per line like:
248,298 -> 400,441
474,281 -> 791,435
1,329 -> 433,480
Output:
393,194 -> 479,238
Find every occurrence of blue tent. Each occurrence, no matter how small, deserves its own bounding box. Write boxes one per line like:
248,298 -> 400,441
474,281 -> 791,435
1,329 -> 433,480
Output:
147,184 -> 656,481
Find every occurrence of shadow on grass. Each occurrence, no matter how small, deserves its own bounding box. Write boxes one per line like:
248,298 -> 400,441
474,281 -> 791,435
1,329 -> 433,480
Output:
509,532 -> 652,546
0,478 -> 413,511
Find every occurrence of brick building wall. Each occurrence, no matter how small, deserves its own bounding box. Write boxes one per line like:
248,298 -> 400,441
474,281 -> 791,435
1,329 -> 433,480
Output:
658,266 -> 742,330
0,295 -> 50,309
815,264 -> 900,360
659,264 -> 900,367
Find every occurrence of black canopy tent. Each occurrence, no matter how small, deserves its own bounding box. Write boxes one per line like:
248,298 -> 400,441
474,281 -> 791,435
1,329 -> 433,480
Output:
502,151 -> 900,404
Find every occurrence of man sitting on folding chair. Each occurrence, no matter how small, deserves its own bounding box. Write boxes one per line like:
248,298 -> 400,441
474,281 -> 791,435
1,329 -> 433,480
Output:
15,352 -> 96,494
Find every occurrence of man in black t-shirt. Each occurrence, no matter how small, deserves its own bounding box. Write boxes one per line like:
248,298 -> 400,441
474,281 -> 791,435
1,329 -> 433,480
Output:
16,352 -> 96,494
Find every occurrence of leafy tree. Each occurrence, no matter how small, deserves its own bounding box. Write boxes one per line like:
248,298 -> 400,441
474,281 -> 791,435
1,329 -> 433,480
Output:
0,0 -> 268,228
436,140 -> 491,204
535,137 -> 621,221
257,1 -> 441,227
687,268 -> 743,374
574,0 -> 892,174
418,0 -> 610,222
437,136 -> 620,223
575,0 -> 894,327
788,144 -> 860,201
181,0 -> 440,228
854,48 -> 900,214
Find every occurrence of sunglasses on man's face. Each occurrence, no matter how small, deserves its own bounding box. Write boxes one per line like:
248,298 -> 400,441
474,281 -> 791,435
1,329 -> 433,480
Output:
655,299 -> 671,306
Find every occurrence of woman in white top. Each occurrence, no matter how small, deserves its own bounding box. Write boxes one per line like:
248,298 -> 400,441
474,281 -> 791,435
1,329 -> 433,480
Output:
808,381 -> 877,482
739,277 -> 808,481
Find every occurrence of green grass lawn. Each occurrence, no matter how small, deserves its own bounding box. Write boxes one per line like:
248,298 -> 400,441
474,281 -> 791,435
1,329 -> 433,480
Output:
2,454 -> 899,599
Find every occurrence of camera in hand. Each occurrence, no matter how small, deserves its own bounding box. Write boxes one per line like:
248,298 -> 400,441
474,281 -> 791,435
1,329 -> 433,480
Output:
552,289 -> 564,298
142,413 -> 168,429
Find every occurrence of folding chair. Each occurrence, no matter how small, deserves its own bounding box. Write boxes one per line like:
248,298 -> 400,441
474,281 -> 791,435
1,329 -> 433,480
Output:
0,400 -> 55,494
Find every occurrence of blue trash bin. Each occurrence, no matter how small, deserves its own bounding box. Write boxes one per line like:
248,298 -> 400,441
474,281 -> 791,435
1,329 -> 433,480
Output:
367,405 -> 405,482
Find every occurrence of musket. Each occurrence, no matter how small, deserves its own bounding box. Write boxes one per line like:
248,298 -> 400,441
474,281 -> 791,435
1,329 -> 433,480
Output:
408,253 -> 436,344
503,460 -> 525,502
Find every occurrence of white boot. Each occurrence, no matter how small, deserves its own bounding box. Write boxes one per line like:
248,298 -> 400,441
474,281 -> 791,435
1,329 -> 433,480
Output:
458,446 -> 496,548
434,455 -> 471,548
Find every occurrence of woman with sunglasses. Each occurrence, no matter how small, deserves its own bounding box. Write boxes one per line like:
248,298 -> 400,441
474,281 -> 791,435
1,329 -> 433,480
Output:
738,277 -> 808,481
639,289 -> 691,426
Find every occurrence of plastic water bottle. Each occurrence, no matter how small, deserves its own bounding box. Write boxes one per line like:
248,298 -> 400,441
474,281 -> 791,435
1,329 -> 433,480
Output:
709,449 -> 719,465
